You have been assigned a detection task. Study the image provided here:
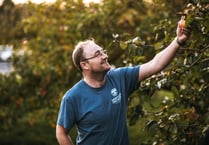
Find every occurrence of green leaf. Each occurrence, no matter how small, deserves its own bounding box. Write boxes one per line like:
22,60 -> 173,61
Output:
119,41 -> 128,50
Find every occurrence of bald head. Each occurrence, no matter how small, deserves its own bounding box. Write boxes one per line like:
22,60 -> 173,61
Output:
72,39 -> 95,71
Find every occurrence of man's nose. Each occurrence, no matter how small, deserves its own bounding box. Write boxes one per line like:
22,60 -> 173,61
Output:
101,52 -> 108,59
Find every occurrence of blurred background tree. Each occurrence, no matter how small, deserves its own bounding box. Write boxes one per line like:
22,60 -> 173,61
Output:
0,0 -> 208,144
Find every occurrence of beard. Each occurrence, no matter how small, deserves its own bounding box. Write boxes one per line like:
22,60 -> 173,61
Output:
90,61 -> 111,75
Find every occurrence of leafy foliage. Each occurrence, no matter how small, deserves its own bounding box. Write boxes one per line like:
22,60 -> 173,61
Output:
0,0 -> 208,145
122,1 -> 209,144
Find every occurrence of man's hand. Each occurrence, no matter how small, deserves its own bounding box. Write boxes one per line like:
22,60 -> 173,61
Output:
176,18 -> 191,45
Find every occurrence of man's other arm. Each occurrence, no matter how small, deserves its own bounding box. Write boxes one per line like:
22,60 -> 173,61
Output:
56,125 -> 74,145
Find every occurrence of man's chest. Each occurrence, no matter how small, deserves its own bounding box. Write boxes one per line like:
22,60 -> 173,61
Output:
76,86 -> 125,127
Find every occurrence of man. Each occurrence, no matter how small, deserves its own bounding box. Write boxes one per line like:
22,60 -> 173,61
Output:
56,20 -> 191,145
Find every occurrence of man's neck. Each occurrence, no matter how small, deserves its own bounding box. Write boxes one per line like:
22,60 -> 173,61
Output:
83,74 -> 106,88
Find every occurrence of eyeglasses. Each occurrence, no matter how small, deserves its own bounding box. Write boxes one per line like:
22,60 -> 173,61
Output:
81,49 -> 107,61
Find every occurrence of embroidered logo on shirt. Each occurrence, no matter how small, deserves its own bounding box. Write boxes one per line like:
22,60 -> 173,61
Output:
111,88 -> 121,104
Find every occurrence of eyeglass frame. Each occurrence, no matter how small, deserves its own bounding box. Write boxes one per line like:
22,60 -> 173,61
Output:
80,49 -> 107,62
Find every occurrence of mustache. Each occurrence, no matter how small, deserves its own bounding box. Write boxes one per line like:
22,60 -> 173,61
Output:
101,58 -> 109,64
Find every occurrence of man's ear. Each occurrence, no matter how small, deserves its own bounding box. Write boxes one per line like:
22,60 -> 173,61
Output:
80,61 -> 89,70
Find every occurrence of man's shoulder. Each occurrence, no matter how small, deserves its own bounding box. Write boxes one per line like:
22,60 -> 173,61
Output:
63,80 -> 84,100
107,66 -> 140,76
107,67 -> 124,75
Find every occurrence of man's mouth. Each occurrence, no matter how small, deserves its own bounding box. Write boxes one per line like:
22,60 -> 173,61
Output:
101,61 -> 109,65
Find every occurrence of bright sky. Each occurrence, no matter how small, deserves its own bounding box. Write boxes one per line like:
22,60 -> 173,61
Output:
0,0 -> 101,5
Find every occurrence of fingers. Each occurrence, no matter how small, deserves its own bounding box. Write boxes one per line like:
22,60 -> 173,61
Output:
180,27 -> 191,37
178,18 -> 192,37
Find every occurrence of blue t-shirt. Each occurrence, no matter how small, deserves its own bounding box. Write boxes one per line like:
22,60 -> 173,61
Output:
57,66 -> 140,145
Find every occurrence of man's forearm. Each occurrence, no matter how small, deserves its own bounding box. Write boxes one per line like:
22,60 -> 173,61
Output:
139,38 -> 181,81
152,37 -> 180,71
56,125 -> 74,145
57,134 -> 74,145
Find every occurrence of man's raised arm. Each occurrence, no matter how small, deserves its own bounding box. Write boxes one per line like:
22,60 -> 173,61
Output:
139,19 -> 191,82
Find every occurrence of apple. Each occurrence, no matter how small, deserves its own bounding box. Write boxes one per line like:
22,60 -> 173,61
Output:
179,19 -> 185,29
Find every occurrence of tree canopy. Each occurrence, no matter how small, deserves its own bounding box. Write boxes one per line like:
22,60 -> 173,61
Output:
0,0 -> 208,144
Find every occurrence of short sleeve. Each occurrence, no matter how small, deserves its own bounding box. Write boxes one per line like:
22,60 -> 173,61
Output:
57,96 -> 76,130
122,66 -> 140,95
108,66 -> 140,97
